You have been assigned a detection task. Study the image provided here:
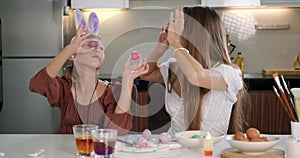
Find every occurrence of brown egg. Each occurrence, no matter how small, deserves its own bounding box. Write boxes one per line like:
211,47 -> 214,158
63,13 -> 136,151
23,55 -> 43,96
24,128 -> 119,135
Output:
234,132 -> 246,141
250,137 -> 264,142
246,128 -> 260,139
240,138 -> 250,142
260,136 -> 268,142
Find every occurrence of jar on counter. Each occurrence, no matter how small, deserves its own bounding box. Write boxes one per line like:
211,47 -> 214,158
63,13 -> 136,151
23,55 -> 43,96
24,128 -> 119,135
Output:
234,52 -> 244,73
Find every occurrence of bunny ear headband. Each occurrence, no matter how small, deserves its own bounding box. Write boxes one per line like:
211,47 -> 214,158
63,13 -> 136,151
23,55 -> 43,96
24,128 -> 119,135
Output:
74,9 -> 100,35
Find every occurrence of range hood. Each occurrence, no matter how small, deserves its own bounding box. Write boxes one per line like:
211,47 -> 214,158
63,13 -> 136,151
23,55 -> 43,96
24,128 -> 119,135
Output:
201,0 -> 260,7
71,0 -> 129,9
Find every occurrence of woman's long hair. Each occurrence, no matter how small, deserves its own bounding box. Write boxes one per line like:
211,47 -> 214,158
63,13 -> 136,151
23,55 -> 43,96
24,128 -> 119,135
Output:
169,5 -> 249,132
63,63 -> 74,84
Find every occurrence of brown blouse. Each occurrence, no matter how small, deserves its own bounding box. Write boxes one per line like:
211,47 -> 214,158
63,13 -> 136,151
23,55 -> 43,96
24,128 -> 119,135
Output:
29,68 -> 133,135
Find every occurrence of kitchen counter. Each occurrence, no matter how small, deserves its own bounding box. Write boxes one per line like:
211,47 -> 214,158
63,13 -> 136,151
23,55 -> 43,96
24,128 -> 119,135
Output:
243,73 -> 300,90
99,73 -> 300,91
0,134 -> 289,158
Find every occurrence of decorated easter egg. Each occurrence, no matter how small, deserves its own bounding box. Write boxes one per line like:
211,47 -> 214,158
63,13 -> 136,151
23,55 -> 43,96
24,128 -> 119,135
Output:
137,139 -> 149,148
131,51 -> 140,60
125,135 -> 137,144
142,129 -> 152,140
89,40 -> 99,48
159,132 -> 171,144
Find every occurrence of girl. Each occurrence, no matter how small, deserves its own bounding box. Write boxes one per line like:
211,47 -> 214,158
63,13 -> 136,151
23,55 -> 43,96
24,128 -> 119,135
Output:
141,6 -> 249,136
29,11 -> 148,135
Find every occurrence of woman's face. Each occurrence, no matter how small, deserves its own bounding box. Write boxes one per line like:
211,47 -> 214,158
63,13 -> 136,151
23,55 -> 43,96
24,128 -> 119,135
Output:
76,37 -> 105,69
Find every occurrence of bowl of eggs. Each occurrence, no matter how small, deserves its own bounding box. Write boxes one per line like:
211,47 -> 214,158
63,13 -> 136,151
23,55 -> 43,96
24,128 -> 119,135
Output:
226,128 -> 280,155
174,130 -> 225,149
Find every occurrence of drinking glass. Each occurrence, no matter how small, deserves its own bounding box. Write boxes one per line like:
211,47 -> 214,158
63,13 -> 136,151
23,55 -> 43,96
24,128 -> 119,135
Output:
291,121 -> 300,137
73,124 -> 99,156
91,129 -> 118,158
286,136 -> 300,158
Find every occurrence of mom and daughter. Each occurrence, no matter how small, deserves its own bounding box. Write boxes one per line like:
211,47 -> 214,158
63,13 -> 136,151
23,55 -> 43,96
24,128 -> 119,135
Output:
29,5 -> 248,136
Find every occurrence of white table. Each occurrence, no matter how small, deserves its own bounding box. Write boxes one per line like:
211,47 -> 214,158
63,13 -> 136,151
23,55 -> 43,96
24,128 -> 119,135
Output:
0,134 -> 289,158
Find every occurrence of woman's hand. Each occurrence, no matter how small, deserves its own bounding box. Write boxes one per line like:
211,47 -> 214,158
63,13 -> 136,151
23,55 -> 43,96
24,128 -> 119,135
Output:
167,7 -> 184,49
66,25 -> 93,57
155,25 -> 169,53
115,55 -> 149,114
122,54 -> 149,85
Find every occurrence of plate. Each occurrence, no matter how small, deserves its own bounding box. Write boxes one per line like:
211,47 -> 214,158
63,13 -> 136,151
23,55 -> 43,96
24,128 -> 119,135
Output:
115,141 -> 182,153
226,134 -> 280,155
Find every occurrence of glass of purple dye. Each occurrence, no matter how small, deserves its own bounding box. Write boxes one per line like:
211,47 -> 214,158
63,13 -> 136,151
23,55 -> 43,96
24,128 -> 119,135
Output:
91,129 -> 118,158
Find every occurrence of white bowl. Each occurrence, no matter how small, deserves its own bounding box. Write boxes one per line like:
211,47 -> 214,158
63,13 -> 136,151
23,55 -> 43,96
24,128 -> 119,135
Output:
174,130 -> 225,149
226,134 -> 280,155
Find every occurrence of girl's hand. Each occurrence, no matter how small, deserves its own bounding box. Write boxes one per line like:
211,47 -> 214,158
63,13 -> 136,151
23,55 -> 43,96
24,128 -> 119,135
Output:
67,25 -> 93,56
167,7 -> 184,49
155,25 -> 169,52
122,54 -> 149,84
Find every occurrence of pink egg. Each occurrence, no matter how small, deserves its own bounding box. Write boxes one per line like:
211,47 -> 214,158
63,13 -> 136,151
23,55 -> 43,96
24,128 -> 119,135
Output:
137,139 -> 149,148
131,51 -> 140,60
89,40 -> 99,48
142,129 -> 152,140
137,137 -> 146,144
159,132 -> 171,144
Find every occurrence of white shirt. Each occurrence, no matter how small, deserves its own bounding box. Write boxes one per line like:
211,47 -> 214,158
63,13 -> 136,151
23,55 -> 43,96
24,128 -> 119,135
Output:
159,58 -> 243,136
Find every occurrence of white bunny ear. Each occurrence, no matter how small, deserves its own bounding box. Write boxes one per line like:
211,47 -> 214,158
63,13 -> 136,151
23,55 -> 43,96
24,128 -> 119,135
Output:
88,12 -> 100,35
74,9 -> 87,30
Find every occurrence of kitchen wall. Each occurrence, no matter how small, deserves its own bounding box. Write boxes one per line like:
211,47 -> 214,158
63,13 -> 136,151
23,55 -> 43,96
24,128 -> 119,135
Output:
218,7 -> 300,75
64,2 -> 300,77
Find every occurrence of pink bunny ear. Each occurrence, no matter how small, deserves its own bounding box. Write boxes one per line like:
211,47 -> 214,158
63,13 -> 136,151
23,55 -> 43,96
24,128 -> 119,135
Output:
88,12 -> 100,35
74,9 -> 87,30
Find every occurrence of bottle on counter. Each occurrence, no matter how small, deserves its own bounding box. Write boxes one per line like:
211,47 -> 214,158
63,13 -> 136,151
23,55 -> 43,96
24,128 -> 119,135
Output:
230,57 -> 235,64
203,132 -> 213,157
234,52 -> 244,75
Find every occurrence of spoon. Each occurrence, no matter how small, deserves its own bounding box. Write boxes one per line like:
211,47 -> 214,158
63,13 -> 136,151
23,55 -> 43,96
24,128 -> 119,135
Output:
116,138 -> 134,146
0,152 -> 5,157
28,149 -> 44,157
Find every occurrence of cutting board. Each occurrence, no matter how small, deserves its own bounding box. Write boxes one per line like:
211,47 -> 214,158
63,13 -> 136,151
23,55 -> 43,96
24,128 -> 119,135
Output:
221,148 -> 284,158
262,68 -> 300,76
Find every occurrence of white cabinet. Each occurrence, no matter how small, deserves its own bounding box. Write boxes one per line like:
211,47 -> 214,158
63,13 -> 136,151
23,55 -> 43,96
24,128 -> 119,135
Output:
71,0 -> 129,9
260,0 -> 300,6
201,0 -> 260,7
129,0 -> 200,9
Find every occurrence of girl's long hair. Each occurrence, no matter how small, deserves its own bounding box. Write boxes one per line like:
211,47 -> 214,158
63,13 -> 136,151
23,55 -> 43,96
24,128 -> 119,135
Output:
168,6 -> 249,132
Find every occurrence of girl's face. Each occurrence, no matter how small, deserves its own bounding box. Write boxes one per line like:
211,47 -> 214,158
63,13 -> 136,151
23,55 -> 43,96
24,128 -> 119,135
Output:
76,37 -> 105,69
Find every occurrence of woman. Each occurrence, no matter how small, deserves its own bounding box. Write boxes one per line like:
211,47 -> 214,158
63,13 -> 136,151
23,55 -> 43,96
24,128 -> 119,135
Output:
29,16 -> 148,135
141,6 -> 249,136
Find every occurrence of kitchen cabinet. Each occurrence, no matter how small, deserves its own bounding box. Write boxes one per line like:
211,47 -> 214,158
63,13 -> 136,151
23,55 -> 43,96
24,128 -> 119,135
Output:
226,89 -> 292,134
71,0 -> 129,9
131,83 -> 171,134
131,91 -> 149,133
241,90 -> 291,134
201,0 -> 260,7
229,76 -> 300,134
129,0 -> 200,9
260,0 -> 300,6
